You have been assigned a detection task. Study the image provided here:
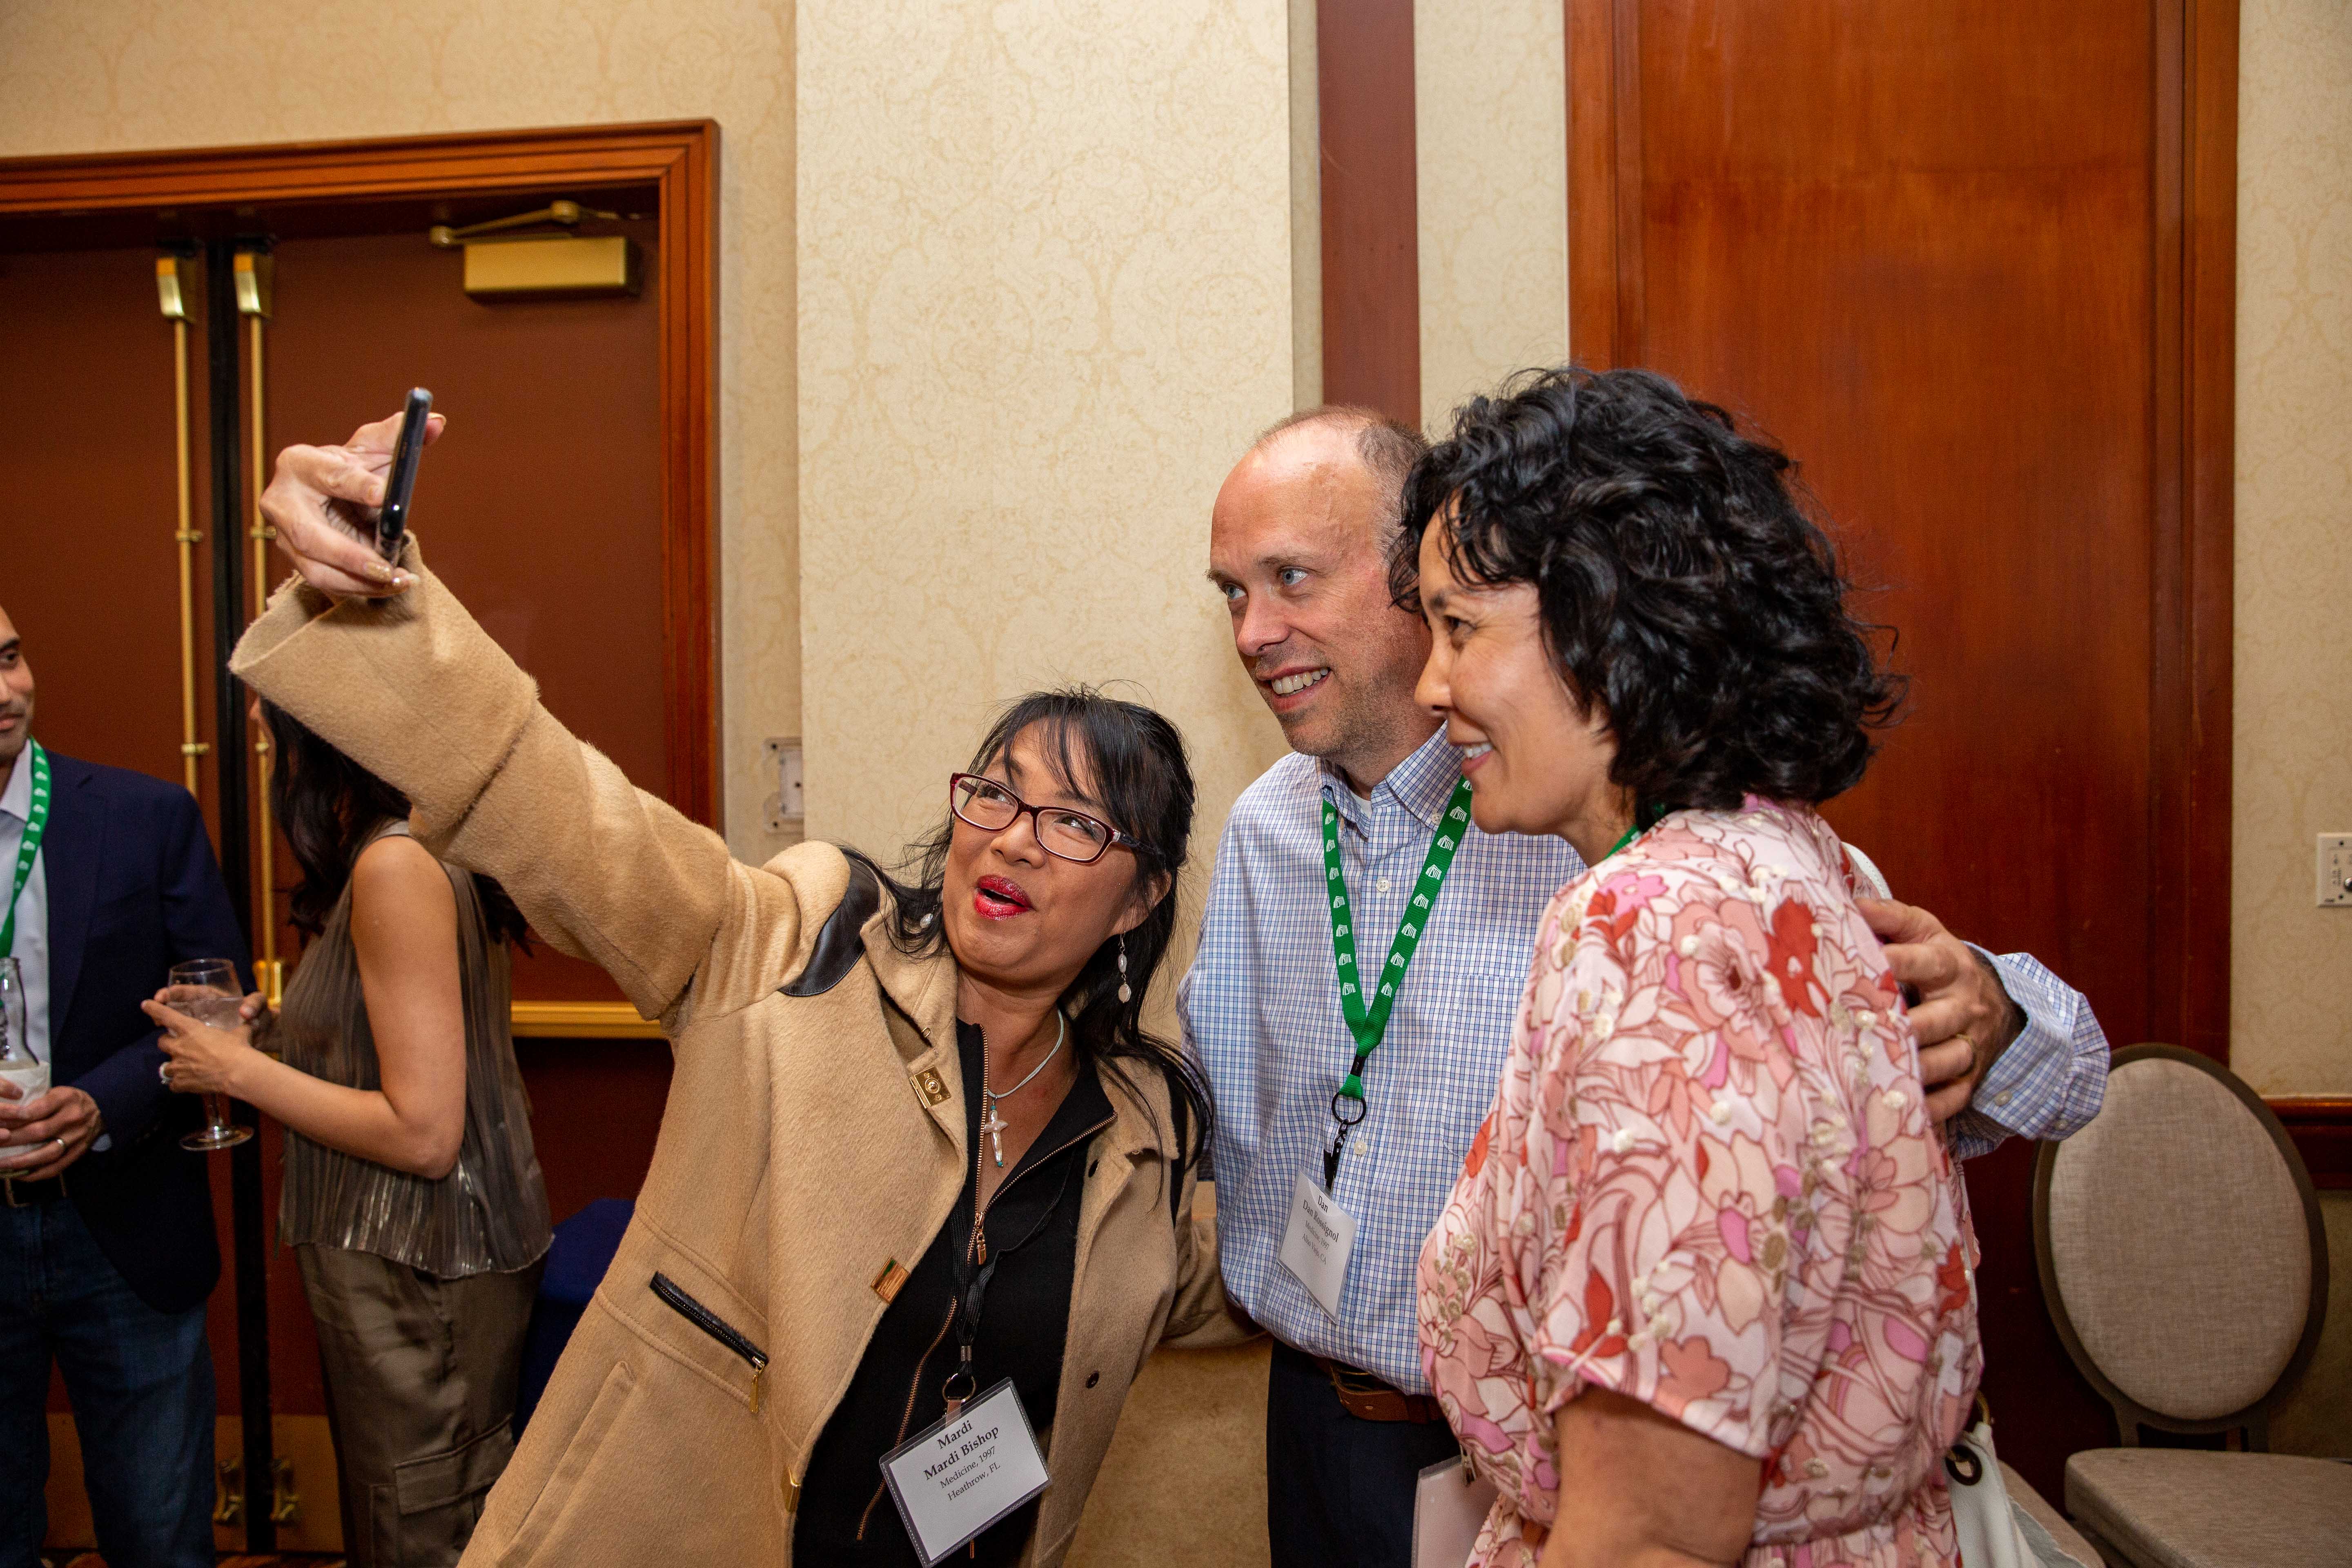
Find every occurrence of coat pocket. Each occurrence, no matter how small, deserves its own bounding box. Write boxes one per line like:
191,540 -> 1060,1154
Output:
499,1359 -> 639,1564
649,1271 -> 771,1412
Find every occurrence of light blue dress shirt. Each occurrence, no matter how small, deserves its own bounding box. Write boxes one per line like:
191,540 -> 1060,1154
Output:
1181,727 -> 2111,1393
0,746 -> 51,1067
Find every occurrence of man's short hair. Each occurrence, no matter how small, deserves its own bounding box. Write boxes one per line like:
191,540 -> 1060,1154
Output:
1252,406 -> 1429,528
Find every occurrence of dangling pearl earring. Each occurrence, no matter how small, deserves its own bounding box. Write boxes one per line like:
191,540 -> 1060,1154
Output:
1116,935 -> 1132,1005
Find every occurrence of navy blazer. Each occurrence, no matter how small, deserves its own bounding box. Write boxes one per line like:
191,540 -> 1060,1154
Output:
40,749 -> 249,1315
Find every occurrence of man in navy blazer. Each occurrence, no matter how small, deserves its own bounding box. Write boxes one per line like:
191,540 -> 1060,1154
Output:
0,605 -> 248,1568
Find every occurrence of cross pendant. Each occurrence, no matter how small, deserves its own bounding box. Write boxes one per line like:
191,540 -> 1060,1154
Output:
980,1097 -> 1009,1168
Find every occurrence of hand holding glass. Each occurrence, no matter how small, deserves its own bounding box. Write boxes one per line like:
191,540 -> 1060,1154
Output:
0,959 -> 44,1106
167,960 -> 253,1152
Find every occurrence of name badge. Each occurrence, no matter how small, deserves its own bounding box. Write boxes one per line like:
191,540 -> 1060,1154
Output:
878,1378 -> 1051,1565
1277,1170 -> 1358,1319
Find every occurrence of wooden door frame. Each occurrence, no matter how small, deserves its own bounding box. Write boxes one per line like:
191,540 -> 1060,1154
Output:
1563,0 -> 2238,1061
0,120 -> 722,833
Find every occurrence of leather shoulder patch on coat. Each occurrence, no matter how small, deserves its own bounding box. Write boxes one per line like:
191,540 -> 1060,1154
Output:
780,857 -> 881,997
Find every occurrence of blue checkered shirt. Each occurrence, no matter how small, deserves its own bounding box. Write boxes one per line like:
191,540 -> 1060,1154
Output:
1181,727 -> 2109,1393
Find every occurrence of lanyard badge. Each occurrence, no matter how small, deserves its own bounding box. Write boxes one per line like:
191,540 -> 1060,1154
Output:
1,742 -> 51,961
1318,775 -> 1474,1189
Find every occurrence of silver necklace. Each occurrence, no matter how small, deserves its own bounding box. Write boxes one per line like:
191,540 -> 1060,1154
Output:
979,1011 -> 1066,1169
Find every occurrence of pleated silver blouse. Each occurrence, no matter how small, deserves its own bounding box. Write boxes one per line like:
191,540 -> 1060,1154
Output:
273,821 -> 552,1278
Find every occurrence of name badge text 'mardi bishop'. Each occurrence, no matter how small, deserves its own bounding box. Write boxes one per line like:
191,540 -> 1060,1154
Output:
880,1379 -> 1051,1565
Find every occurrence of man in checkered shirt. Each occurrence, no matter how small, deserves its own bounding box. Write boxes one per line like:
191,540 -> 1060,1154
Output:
1182,407 -> 2109,1568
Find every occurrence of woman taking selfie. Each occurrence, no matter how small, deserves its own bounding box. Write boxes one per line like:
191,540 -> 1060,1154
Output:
218,409 -> 1229,1568
1404,369 -> 1980,1568
145,705 -> 550,1566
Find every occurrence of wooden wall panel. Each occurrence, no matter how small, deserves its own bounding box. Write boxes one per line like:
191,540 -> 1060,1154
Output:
2276,1099 -> 2352,1191
0,247 -> 225,827
1566,0 -> 2236,1502
1318,0 -> 1421,423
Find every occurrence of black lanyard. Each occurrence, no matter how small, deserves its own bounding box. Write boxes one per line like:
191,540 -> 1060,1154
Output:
941,1152 -> 1078,1414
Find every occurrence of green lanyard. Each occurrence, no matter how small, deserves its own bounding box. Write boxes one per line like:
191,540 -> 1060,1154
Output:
1319,775 -> 1475,1187
1,742 -> 51,960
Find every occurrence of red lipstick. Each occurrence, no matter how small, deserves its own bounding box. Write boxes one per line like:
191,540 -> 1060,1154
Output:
974,875 -> 1033,919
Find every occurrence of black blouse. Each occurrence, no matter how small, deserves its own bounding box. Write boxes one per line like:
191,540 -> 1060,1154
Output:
795,1020 -> 1111,1565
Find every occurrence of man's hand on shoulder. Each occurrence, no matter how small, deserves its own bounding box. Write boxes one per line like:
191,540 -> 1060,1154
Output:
0,1083 -> 104,1180
1857,897 -> 2026,1128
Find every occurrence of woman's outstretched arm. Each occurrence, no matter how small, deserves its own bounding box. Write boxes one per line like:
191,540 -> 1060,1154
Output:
231,410 -> 824,1028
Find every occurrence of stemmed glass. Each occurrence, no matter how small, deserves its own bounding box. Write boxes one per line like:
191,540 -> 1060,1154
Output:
167,959 -> 253,1152
0,958 -> 44,1105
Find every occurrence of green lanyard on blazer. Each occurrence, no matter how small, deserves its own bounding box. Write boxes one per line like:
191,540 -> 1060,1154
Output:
1,742 -> 51,960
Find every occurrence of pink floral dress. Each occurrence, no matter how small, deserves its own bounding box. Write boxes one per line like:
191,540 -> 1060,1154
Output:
1418,800 -> 1981,1568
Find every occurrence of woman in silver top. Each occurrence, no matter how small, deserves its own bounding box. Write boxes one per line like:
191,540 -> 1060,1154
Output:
145,702 -> 550,1566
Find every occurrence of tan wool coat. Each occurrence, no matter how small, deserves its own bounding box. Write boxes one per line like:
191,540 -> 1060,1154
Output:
232,541 -> 1239,1567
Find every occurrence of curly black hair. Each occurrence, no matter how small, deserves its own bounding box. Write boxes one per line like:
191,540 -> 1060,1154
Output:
1391,366 -> 1902,811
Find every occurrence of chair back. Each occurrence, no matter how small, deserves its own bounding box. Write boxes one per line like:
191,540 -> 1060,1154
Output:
2033,1045 -> 2328,1447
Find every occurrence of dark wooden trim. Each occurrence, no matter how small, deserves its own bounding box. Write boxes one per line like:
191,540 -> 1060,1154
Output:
1565,0 -> 1646,369
2038,1048 -> 2330,1446
0,120 -> 723,827
1566,0 -> 1622,367
1318,0 -> 1420,424
2272,1098 -> 2352,1191
2147,0 -> 2237,1061
654,126 -> 723,830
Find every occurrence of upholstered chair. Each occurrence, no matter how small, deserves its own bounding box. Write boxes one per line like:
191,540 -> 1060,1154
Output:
2034,1045 -> 2350,1568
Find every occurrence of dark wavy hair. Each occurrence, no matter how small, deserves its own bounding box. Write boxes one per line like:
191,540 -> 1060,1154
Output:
261,700 -> 531,948
847,688 -> 1210,1148
1391,366 -> 1902,811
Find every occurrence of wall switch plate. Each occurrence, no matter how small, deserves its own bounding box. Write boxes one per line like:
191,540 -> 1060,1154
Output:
763,737 -> 804,831
2320,835 -> 2352,907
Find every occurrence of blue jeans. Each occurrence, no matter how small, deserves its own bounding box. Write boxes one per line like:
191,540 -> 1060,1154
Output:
0,1196 -> 215,1568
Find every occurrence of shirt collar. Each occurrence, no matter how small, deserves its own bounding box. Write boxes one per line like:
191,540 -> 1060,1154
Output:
0,743 -> 30,827
1318,726 -> 1463,834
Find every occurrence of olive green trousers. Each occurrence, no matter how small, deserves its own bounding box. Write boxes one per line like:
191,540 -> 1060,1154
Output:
297,1243 -> 544,1568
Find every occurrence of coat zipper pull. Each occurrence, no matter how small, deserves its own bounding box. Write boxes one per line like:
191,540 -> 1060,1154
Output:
751,1365 -> 764,1415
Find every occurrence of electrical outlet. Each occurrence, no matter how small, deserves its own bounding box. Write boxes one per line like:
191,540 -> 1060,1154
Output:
2319,835 -> 2352,907
763,738 -> 804,831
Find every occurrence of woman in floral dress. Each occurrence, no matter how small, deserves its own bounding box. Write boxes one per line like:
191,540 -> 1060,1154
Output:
1399,368 -> 1980,1568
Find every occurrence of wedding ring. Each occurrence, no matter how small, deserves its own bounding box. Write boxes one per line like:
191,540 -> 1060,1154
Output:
51,1138 -> 62,1152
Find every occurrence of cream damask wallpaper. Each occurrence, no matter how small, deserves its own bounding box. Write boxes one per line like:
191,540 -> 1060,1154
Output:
0,0 -> 802,863
1413,0 -> 1569,435
2232,0 -> 2352,1097
795,0 -> 1296,930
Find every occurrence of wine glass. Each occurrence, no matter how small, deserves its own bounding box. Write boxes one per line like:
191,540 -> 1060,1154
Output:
167,959 -> 254,1152
0,958 -> 43,1106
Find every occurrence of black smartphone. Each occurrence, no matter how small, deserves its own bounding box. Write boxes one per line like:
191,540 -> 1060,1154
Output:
375,388 -> 433,561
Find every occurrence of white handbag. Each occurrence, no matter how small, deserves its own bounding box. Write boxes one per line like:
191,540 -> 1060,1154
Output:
1946,1399 -> 2036,1568
1946,1398 -> 2094,1568
1412,1453 -> 1498,1568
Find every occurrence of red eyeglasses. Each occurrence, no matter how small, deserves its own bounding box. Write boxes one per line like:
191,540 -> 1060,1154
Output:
948,773 -> 1150,865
